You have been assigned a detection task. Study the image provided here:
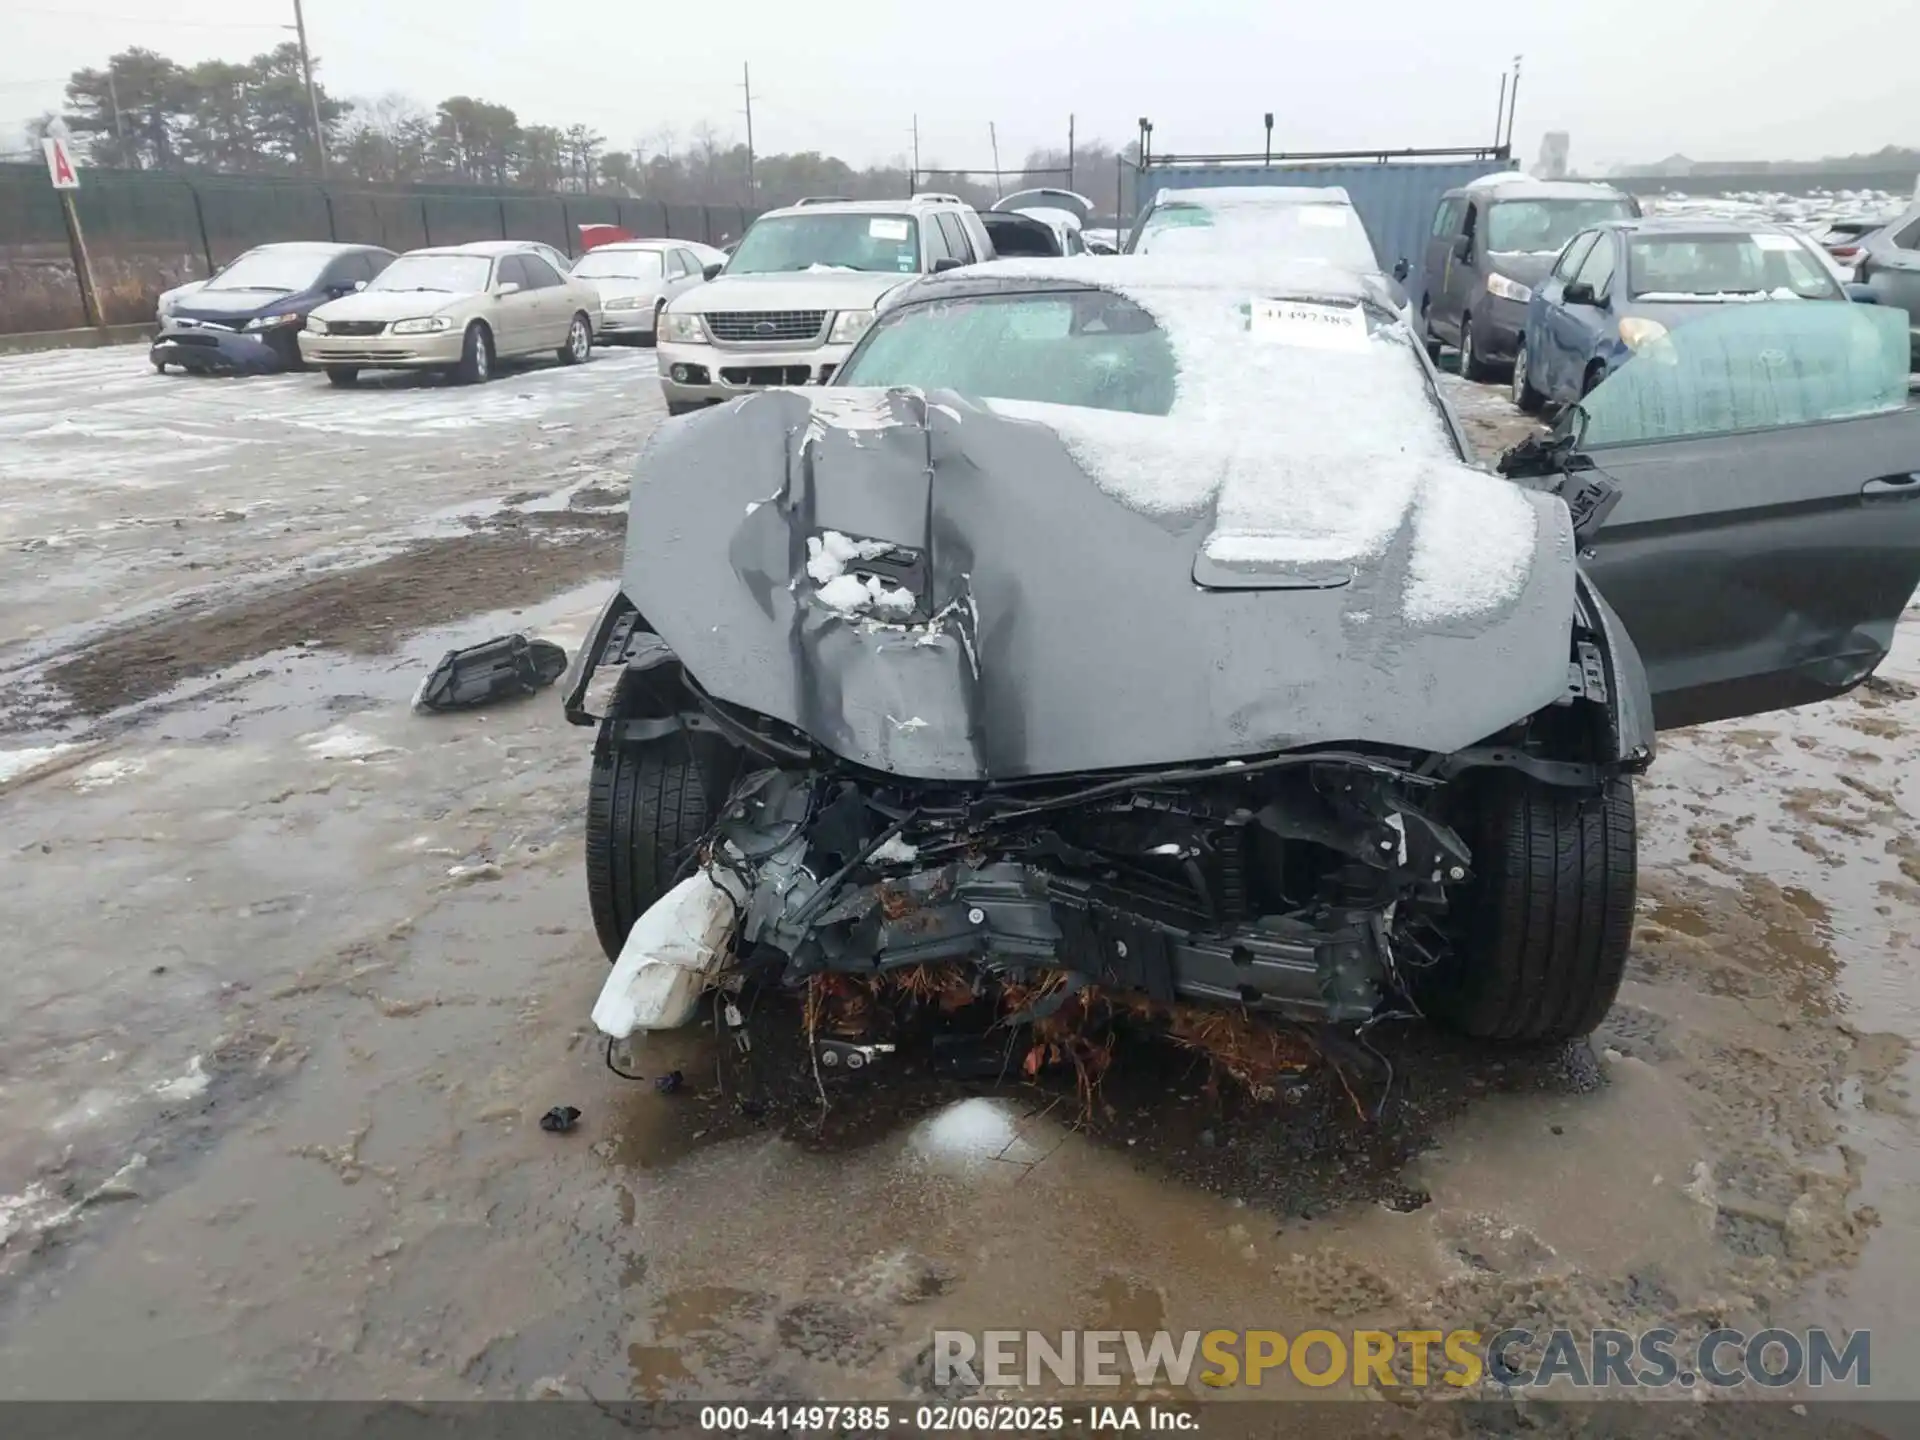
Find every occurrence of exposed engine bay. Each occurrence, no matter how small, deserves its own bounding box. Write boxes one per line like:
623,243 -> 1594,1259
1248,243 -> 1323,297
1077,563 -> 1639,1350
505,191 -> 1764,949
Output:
698,750 -> 1474,1028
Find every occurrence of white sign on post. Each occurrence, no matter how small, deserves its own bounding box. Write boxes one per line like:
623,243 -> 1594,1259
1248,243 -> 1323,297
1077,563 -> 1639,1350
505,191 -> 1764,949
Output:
43,136 -> 80,190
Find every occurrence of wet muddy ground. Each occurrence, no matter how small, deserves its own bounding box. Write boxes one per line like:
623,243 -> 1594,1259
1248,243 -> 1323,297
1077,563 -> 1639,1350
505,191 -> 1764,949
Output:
0,345 -> 1916,1423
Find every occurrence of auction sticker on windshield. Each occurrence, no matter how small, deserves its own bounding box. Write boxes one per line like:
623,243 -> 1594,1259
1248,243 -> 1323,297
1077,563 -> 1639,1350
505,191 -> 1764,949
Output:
1248,297 -> 1368,351
869,218 -> 910,240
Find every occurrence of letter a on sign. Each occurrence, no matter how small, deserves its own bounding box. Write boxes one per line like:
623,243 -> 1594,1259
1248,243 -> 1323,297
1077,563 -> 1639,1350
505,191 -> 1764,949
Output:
43,137 -> 80,190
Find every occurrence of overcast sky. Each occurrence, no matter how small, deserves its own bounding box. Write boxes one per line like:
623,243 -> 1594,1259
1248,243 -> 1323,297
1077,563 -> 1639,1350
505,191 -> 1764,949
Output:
4,0 -> 1916,173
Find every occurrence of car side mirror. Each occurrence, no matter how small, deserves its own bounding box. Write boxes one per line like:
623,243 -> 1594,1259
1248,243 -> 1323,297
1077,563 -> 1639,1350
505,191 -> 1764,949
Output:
931,257 -> 964,273
1563,280 -> 1598,306
1454,234 -> 1472,261
1845,282 -> 1879,304
495,281 -> 522,297
702,263 -> 723,280
1392,258 -> 1410,282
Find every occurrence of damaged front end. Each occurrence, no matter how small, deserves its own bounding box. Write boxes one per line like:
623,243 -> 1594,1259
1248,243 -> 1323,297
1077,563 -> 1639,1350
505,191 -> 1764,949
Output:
595,740 -> 1477,1042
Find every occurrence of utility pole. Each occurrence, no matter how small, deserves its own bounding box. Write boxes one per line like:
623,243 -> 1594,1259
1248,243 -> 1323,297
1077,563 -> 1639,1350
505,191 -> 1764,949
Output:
741,62 -> 756,205
106,64 -> 127,151
291,0 -> 327,175
1504,55 -> 1524,152
989,122 -> 1001,199
1067,113 -> 1075,192
910,114 -> 919,196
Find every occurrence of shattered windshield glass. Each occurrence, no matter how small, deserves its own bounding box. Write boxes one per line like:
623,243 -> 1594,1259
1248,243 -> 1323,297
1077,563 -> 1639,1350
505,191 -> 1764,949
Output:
1577,301 -> 1911,446
836,290 -> 1177,414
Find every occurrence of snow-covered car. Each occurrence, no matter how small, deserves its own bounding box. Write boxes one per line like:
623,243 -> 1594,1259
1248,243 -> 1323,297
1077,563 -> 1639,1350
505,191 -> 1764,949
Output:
299,243 -> 599,385
566,256 -> 1920,1056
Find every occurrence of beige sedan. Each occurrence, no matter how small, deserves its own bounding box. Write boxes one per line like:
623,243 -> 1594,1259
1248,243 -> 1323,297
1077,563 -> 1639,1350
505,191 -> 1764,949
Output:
299,242 -> 600,385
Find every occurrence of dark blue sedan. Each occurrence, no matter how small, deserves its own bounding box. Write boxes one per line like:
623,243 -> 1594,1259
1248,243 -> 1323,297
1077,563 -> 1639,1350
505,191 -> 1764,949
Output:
1512,218 -> 1854,413
151,242 -> 395,376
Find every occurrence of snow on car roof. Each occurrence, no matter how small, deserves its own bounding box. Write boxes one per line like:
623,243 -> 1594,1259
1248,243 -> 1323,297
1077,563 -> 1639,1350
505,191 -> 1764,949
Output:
1152,185 -> 1352,209
921,256 -> 1543,626
1461,174 -> 1629,201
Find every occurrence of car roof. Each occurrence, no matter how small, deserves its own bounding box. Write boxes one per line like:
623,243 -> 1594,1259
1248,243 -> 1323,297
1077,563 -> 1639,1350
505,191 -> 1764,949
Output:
760,197 -> 966,219
895,253 -> 1402,312
450,239 -> 561,255
1152,184 -> 1352,208
1599,216 -> 1806,238
248,241 -> 387,255
587,240 -> 675,251
1450,177 -> 1630,202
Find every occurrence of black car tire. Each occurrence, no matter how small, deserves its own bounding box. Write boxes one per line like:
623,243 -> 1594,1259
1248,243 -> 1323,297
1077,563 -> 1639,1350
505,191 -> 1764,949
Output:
455,322 -> 494,385
1512,337 -> 1546,414
153,359 -> 169,374
325,366 -> 359,386
1459,311 -> 1498,382
1418,773 -> 1636,1044
644,301 -> 665,348
558,312 -> 592,365
586,701 -> 738,961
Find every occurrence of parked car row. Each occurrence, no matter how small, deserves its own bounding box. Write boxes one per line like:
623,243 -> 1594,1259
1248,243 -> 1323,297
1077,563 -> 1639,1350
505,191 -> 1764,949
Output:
149,234 -> 732,384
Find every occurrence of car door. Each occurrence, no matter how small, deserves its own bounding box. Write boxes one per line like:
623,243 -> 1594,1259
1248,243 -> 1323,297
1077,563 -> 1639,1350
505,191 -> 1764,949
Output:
520,253 -> 572,347
1436,199 -> 1479,341
1549,233 -> 1618,398
935,212 -> 977,268
1569,300 -> 1920,730
1422,196 -> 1461,325
1859,212 -> 1920,357
1532,230 -> 1598,401
661,248 -> 694,302
491,255 -> 538,353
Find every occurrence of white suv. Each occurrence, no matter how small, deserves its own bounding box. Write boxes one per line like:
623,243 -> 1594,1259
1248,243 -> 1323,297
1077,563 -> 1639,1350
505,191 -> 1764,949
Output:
655,196 -> 993,414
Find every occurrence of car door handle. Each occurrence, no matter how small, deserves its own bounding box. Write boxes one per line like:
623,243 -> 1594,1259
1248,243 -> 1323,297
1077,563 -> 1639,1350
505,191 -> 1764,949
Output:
1862,473 -> 1920,500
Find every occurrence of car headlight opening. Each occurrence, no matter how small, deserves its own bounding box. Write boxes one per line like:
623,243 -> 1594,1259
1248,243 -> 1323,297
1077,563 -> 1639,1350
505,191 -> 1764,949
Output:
1486,273 -> 1532,303
391,316 -> 453,335
244,312 -> 304,331
304,316 -> 330,335
1617,316 -> 1669,351
603,296 -> 646,312
827,309 -> 875,344
661,311 -> 705,343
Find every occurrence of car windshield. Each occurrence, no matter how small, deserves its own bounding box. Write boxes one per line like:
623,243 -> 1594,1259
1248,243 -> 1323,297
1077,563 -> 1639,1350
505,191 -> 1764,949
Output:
1577,301 -> 1910,447
1487,198 -> 1634,253
206,249 -> 332,293
1134,202 -> 1379,270
836,290 -> 1177,415
572,249 -> 664,280
368,254 -> 493,294
1627,234 -> 1842,300
726,214 -> 920,274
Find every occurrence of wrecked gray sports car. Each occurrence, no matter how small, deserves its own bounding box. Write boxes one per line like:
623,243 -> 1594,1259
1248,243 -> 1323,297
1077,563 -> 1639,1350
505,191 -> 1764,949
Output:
565,258 -> 1920,1053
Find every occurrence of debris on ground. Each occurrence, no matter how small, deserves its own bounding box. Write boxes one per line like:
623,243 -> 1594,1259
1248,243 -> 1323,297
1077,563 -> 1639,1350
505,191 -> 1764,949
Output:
653,1070 -> 685,1095
538,1105 -> 581,1134
412,634 -> 569,713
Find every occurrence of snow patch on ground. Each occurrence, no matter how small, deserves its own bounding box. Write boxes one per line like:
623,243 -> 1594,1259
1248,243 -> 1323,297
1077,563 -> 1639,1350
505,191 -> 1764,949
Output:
72,757 -> 145,791
0,743 -> 78,786
151,1054 -> 209,1102
306,728 -> 401,762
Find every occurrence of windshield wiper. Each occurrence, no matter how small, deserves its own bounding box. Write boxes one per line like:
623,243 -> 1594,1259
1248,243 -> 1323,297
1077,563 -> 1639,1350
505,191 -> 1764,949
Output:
382,285 -> 451,292
215,285 -> 294,293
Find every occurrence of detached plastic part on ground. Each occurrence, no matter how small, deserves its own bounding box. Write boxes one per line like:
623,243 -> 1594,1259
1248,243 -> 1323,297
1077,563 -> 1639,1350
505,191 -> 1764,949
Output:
412,634 -> 568,713
592,871 -> 742,1038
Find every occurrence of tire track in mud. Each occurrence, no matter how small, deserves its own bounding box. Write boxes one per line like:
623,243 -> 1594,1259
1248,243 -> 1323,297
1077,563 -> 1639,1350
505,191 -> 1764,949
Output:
29,510 -> 623,725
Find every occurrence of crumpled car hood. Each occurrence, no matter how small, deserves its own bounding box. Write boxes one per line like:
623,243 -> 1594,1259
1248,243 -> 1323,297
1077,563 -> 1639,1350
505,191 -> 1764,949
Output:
622,389 -> 1577,781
